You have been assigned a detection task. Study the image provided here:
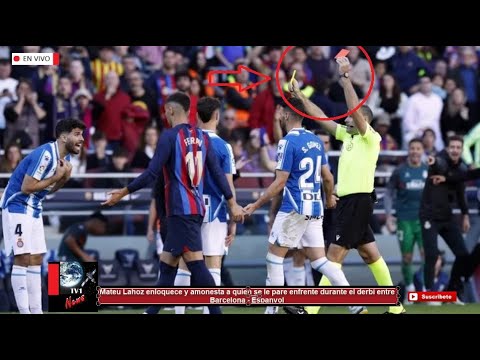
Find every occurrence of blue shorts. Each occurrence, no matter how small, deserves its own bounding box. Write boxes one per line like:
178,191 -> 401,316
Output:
164,215 -> 204,256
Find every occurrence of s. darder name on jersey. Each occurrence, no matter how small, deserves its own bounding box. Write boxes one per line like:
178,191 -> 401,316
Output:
184,137 -> 203,146
301,141 -> 322,153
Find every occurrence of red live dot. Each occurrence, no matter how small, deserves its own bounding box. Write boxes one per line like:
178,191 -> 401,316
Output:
13,56 -> 20,62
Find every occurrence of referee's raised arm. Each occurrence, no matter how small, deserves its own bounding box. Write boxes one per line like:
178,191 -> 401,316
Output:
289,78 -> 337,137
337,56 -> 368,136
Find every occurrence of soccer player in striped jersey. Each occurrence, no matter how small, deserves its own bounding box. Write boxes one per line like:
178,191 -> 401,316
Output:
103,93 -> 244,314
244,98 -> 350,315
1,118 -> 86,313
173,97 -> 237,314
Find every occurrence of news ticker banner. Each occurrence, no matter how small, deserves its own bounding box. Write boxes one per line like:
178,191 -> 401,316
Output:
11,52 -> 60,66
97,287 -> 400,306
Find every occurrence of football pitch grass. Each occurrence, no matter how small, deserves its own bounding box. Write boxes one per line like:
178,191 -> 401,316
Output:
95,303 -> 480,314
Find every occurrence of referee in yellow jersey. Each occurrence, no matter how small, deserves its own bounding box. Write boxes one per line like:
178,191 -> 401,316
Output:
288,56 -> 405,315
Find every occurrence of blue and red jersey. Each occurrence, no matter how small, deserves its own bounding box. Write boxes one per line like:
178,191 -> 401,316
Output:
127,123 -> 233,216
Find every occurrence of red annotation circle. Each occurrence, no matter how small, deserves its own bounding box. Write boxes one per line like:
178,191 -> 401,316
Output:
275,46 -> 375,121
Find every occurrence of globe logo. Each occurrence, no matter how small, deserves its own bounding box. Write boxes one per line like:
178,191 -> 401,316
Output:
60,261 -> 84,288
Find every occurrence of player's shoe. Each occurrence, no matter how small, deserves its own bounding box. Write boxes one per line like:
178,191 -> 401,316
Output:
264,306 -> 279,314
383,309 -> 406,314
283,306 -> 308,314
348,306 -> 368,314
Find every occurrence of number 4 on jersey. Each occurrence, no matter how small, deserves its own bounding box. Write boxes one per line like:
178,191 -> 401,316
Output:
15,223 -> 23,236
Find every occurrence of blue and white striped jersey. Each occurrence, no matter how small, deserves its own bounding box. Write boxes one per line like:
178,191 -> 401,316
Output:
0,141 -> 70,218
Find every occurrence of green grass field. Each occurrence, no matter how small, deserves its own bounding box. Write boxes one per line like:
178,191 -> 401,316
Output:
96,303 -> 480,314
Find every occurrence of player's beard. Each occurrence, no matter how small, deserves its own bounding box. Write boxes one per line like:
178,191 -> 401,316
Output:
66,139 -> 82,155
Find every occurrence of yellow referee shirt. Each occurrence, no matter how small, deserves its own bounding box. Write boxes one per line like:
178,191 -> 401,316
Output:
335,124 -> 381,197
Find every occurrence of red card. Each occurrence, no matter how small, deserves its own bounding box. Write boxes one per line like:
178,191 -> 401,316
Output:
335,49 -> 350,58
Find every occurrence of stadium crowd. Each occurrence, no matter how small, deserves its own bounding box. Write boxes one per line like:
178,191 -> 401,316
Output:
1,45 -> 480,310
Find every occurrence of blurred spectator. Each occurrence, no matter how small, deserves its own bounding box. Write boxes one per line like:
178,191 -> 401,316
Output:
93,147 -> 132,188
131,125 -> 159,169
72,88 -> 93,149
32,65 -> 59,99
291,47 -> 312,83
121,101 -> 150,155
48,76 -> 75,142
119,54 -> 141,91
448,46 -> 480,121
249,69 -> 286,142
146,49 -> 178,128
434,59 -> 448,78
10,46 -> 39,80
431,74 -> 447,100
215,46 -> 252,69
375,115 -> 398,151
0,142 -> 22,187
241,128 -> 276,173
174,71 -> 197,126
373,61 -> 388,90
92,71 -> 130,150
0,59 -> 18,147
422,128 -> 438,158
91,46 -> 124,92
367,73 -> 408,148
126,70 -> 157,126
4,78 -> 46,148
86,130 -> 111,170
444,77 -> 458,97
347,46 -> 372,97
225,61 -> 256,128
403,76 -> 444,150
441,87 -> 474,143
68,59 -> 95,95
217,108 -> 238,142
135,46 -> 166,73
306,46 -> 335,90
391,46 -> 431,94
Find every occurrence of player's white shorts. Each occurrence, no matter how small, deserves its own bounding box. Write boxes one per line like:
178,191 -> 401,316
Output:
2,209 -> 46,256
269,211 -> 324,249
155,231 -> 164,255
201,218 -> 228,256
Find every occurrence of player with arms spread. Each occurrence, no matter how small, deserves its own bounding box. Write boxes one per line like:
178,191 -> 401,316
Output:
102,93 -> 244,314
1,118 -> 86,314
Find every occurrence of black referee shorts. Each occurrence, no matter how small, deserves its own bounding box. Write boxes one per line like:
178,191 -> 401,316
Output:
334,193 -> 375,249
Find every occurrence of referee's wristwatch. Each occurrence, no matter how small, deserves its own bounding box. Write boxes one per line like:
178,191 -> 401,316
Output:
341,72 -> 349,79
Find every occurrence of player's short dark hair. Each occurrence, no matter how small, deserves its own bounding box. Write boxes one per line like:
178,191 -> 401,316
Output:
409,138 -> 424,147
89,210 -> 108,224
165,92 -> 190,113
55,118 -> 86,138
197,97 -> 221,123
283,98 -> 305,121
360,105 -> 373,123
447,135 -> 464,146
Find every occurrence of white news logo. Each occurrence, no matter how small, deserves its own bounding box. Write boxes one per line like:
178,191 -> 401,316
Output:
11,53 -> 59,66
408,292 -> 418,301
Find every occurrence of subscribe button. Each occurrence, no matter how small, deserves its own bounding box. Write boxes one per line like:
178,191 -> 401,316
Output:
408,291 -> 457,303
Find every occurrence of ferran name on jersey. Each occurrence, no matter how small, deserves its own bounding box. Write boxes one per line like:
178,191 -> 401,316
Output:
184,137 -> 203,147
301,141 -> 322,153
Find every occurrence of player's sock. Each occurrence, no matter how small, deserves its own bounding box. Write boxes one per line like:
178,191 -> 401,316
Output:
304,259 -> 315,286
266,253 -> 284,286
174,269 -> 191,314
11,265 -> 30,314
291,266 -> 306,286
283,257 -> 294,285
27,265 -> 43,314
157,261 -> 178,286
368,257 -> 405,314
304,262 -> 336,315
186,260 -> 221,314
203,268 -> 221,314
311,258 -> 349,286
402,260 -> 413,288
